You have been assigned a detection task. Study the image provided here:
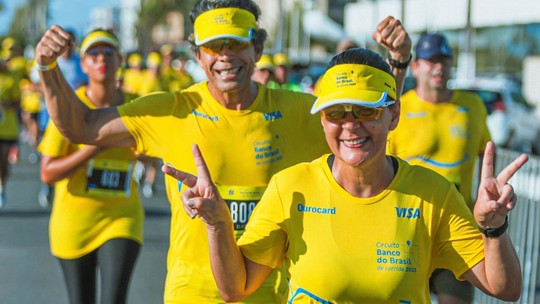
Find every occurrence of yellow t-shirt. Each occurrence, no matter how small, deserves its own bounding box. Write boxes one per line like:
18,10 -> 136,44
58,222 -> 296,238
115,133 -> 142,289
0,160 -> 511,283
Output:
38,86 -> 144,259
0,72 -> 20,140
122,68 -> 143,95
387,90 -> 491,207
239,155 -> 484,303
118,82 -> 330,303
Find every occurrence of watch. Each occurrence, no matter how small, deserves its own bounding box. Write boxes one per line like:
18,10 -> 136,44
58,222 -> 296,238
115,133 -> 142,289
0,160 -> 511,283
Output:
478,216 -> 508,238
387,53 -> 412,69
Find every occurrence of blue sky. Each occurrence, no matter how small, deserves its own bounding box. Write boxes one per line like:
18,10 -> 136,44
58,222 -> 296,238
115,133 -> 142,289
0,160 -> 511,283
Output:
0,0 -> 119,37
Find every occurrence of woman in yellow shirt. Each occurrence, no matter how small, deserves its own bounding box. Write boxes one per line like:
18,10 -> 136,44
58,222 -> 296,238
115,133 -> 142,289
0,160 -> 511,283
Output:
38,29 -> 143,304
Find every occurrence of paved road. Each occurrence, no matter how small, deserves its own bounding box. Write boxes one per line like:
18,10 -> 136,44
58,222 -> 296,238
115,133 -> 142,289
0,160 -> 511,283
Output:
0,146 -> 171,304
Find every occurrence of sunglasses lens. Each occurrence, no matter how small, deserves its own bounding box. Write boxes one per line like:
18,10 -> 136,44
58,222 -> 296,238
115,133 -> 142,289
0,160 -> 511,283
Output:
86,46 -> 114,57
322,106 -> 346,120
322,105 -> 382,122
200,39 -> 250,55
353,107 -> 381,120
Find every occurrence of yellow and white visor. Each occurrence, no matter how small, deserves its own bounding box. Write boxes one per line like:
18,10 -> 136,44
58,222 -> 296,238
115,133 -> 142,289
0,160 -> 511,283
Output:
193,8 -> 257,46
80,30 -> 121,55
311,64 -> 397,114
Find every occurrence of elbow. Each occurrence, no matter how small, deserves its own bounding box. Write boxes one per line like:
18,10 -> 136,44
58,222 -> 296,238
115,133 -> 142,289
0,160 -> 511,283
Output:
40,172 -> 54,185
492,280 -> 522,302
496,290 -> 521,302
218,289 -> 248,303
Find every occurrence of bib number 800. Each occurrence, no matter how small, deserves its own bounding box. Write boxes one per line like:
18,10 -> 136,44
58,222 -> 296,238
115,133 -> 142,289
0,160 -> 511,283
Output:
226,200 -> 257,231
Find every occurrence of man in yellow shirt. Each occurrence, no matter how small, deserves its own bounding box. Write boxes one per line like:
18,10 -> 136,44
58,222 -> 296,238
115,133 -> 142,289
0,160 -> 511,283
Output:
387,33 -> 491,304
34,0 -> 411,302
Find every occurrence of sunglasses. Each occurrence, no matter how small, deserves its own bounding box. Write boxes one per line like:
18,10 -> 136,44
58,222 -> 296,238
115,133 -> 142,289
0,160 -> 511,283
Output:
199,38 -> 251,55
85,46 -> 115,57
321,102 -> 394,122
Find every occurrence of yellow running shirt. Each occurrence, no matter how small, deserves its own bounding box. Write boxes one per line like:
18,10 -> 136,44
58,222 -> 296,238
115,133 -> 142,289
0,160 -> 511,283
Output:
387,90 -> 491,207
39,86 -> 144,259
118,82 -> 329,303
0,72 -> 20,140
239,155 -> 484,303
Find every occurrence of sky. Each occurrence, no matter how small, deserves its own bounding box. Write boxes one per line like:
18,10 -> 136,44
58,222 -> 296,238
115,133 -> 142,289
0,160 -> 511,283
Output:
0,0 -> 119,37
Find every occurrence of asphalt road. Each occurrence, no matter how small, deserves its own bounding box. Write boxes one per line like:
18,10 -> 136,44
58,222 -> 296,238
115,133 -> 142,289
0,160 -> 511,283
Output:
0,145 -> 171,304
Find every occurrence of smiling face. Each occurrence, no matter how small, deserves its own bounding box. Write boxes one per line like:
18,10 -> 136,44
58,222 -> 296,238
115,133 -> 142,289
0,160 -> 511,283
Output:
322,102 -> 400,168
195,38 -> 262,97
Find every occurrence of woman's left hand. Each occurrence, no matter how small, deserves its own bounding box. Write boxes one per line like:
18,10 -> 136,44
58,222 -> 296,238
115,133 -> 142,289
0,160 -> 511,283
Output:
474,141 -> 529,229
161,144 -> 231,227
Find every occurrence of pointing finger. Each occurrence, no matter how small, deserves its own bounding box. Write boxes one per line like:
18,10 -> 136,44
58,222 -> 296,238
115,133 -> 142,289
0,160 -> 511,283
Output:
497,153 -> 529,185
191,144 -> 214,185
161,163 -> 197,188
480,141 -> 496,182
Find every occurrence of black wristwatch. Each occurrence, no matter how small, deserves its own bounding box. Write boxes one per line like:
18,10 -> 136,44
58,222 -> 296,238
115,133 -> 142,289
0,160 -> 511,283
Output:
387,53 -> 412,69
478,216 -> 508,238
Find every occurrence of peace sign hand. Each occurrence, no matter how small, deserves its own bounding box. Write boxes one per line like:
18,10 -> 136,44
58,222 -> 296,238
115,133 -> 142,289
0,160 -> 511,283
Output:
161,144 -> 230,227
474,141 -> 529,229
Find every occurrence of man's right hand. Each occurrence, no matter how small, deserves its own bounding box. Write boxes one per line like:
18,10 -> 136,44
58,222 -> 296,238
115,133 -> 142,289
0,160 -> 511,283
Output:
35,25 -> 75,66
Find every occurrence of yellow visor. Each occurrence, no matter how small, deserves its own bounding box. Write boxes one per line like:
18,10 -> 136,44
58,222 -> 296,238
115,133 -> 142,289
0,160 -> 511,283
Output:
311,64 -> 397,114
80,30 -> 121,55
193,8 -> 257,46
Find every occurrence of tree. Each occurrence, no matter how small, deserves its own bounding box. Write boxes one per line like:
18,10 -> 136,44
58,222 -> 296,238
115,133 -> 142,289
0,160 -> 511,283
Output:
136,0 -> 197,52
7,0 -> 48,46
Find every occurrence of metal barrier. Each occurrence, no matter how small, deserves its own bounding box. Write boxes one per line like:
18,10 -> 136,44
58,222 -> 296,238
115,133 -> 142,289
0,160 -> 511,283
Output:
475,148 -> 540,304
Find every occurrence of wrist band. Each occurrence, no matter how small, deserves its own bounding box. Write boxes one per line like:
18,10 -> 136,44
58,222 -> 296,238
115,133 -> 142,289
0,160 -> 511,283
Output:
478,216 -> 508,238
35,61 -> 57,71
387,53 -> 412,69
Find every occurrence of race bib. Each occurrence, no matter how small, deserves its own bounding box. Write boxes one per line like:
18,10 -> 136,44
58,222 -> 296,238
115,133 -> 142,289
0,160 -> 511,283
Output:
86,159 -> 133,198
216,184 -> 266,239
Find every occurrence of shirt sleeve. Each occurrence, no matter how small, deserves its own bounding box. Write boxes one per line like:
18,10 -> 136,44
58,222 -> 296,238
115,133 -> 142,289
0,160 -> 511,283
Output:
432,187 -> 485,279
238,176 -> 288,269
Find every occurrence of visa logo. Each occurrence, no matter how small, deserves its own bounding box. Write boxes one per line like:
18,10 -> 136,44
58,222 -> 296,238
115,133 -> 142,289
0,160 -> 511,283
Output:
395,207 -> 420,219
263,111 -> 283,121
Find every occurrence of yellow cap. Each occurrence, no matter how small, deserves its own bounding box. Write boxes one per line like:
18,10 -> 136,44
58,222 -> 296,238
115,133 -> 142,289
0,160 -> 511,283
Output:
128,53 -> 142,67
146,52 -> 162,68
256,54 -> 274,71
2,37 -> 16,50
80,30 -> 121,55
193,8 -> 257,45
160,44 -> 174,55
273,53 -> 290,67
311,64 -> 396,114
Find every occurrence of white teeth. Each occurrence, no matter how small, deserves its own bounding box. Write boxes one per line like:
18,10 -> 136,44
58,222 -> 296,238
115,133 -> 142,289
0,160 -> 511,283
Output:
219,67 -> 240,76
344,138 -> 366,145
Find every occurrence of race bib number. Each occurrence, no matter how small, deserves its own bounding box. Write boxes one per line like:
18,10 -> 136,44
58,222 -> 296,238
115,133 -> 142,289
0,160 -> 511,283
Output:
86,159 -> 133,198
216,184 -> 266,239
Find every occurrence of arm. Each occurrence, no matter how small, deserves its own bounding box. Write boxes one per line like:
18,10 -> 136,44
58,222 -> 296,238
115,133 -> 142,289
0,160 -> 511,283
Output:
372,16 -> 412,100
41,145 -> 104,185
462,141 -> 528,301
34,25 -> 134,147
162,145 -> 273,301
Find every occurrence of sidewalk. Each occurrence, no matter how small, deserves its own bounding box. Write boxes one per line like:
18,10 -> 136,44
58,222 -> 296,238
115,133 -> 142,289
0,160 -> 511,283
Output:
0,145 -> 170,303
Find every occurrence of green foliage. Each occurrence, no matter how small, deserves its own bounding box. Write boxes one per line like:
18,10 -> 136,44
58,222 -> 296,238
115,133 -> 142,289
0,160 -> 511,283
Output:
135,0 -> 197,51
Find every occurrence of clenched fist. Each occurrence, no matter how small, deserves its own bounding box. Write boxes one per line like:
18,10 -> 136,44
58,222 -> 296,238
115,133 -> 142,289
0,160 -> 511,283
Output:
34,25 -> 75,66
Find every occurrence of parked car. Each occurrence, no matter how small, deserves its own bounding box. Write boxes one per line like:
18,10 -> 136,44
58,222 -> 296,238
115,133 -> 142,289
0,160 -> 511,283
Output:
448,76 -> 540,154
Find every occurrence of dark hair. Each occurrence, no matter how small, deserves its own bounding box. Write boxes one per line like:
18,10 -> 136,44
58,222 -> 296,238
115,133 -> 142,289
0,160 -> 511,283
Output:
326,48 -> 394,78
188,0 -> 268,50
